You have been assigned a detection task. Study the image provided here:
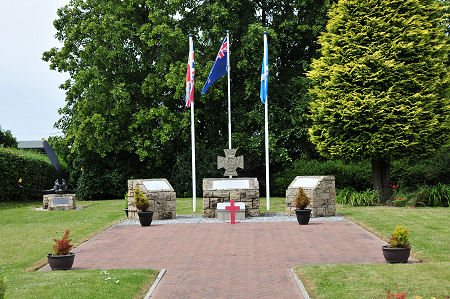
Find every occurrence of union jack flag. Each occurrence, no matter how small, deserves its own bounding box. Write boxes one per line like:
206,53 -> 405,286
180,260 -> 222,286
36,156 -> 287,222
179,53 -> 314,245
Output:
216,38 -> 228,59
185,36 -> 195,108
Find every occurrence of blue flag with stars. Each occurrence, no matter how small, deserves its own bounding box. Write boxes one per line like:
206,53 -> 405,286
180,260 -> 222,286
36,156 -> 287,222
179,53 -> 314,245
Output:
202,36 -> 228,94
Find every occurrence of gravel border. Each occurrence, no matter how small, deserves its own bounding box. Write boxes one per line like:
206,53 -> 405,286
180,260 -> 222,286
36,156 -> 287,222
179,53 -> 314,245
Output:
118,213 -> 345,225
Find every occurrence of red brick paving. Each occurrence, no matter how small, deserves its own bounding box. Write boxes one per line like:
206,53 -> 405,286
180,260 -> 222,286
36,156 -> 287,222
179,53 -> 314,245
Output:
41,220 -> 387,298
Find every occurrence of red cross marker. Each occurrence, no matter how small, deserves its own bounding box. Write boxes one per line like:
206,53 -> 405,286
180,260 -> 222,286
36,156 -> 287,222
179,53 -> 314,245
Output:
226,200 -> 240,224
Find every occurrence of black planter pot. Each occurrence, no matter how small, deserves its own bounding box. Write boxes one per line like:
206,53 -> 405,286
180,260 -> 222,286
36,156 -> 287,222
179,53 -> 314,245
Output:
47,252 -> 75,270
382,245 -> 411,263
137,211 -> 154,226
295,209 -> 312,225
124,208 -> 129,218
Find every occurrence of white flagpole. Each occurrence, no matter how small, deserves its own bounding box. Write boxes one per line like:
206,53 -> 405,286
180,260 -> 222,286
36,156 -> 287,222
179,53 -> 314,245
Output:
226,30 -> 232,179
265,97 -> 270,210
263,32 -> 270,210
189,34 -> 196,212
191,101 -> 196,212
227,30 -> 232,151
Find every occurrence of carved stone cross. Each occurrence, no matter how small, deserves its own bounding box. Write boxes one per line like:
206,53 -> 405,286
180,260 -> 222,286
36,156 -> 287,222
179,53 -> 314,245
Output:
217,149 -> 244,177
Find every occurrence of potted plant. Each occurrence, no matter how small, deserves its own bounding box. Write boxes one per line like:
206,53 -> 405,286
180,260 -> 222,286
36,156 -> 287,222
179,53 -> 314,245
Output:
124,192 -> 129,218
294,187 -> 312,225
134,188 -> 153,226
382,225 -> 411,263
47,230 -> 75,270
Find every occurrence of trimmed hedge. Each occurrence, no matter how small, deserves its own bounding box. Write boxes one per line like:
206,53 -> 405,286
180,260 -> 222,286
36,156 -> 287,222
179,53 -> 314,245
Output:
273,159 -> 372,195
273,147 -> 450,196
0,148 -> 68,202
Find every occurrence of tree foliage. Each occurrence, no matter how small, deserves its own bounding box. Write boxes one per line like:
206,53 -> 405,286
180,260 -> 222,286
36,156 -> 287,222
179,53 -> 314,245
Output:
307,0 -> 449,202
0,127 -> 17,148
44,0 -> 333,198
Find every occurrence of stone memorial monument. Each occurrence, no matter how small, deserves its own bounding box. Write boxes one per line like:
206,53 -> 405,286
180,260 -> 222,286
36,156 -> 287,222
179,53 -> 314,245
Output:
202,149 -> 260,218
285,176 -> 336,217
127,178 -> 176,220
43,194 -> 76,210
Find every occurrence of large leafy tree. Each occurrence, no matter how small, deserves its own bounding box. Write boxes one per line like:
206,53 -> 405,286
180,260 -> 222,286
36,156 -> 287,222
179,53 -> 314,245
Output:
44,0 -> 333,198
307,0 -> 449,203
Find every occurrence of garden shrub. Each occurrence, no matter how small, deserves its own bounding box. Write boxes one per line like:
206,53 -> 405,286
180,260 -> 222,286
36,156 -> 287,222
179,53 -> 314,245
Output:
421,183 -> 450,207
0,148 -> 69,202
52,230 -> 73,256
336,188 -> 379,206
391,147 -> 450,187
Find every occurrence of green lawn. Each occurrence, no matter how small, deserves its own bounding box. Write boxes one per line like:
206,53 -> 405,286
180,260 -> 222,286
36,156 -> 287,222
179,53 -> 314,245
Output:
296,206 -> 450,298
0,200 -> 158,299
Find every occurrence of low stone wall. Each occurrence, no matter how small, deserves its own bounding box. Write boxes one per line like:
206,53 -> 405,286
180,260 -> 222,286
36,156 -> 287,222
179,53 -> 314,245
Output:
286,176 -> 336,217
127,179 -> 176,220
202,178 -> 260,218
43,194 -> 76,210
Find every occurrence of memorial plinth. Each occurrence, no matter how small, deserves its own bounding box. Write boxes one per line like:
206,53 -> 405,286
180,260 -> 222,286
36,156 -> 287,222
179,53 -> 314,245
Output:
286,176 -> 336,217
127,179 -> 176,220
202,178 -> 260,218
43,194 -> 76,210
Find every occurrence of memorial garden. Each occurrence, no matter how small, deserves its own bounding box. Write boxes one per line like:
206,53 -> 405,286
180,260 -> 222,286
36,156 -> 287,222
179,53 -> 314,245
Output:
0,0 -> 449,298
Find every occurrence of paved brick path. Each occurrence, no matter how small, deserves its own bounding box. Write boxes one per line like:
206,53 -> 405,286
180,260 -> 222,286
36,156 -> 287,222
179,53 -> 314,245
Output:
42,220 -> 386,298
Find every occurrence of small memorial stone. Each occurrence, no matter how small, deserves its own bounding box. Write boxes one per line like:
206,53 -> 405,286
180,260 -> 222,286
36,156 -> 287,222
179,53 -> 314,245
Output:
286,176 -> 336,217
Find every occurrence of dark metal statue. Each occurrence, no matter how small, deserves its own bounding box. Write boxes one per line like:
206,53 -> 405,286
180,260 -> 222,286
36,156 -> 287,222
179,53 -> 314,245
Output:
18,138 -> 83,194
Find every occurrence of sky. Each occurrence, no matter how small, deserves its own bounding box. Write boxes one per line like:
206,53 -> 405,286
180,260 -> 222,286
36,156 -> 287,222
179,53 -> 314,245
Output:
0,0 -> 68,141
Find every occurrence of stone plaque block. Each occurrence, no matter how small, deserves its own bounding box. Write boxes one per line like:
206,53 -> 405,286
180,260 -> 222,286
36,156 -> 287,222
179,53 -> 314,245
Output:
43,194 -> 76,210
127,179 -> 176,220
203,178 -> 259,218
286,176 -> 336,217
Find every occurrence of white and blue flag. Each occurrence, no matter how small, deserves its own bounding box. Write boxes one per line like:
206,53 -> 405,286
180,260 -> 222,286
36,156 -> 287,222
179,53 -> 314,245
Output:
260,32 -> 268,104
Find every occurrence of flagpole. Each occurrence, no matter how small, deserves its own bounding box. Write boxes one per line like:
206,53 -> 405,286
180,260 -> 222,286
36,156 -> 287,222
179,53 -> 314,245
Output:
191,101 -> 196,212
189,34 -> 196,212
226,30 -> 231,150
265,96 -> 270,210
226,30 -> 232,178
262,31 -> 270,210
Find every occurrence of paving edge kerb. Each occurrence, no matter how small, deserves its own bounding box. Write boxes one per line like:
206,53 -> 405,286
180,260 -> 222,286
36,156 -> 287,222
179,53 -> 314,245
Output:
144,269 -> 166,299
290,268 -> 310,299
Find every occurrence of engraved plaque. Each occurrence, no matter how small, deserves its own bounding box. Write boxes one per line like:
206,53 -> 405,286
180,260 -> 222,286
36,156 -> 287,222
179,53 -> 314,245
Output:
292,177 -> 320,188
143,180 -> 171,191
213,179 -> 250,190
52,197 -> 70,205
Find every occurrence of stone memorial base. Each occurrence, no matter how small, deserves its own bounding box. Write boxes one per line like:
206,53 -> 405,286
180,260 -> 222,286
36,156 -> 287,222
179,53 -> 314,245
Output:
127,179 -> 176,220
203,178 -> 260,218
217,202 -> 246,220
43,194 -> 76,210
286,176 -> 336,217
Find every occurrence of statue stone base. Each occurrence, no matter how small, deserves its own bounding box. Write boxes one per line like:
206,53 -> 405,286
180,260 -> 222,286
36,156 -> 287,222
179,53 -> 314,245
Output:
43,194 -> 76,210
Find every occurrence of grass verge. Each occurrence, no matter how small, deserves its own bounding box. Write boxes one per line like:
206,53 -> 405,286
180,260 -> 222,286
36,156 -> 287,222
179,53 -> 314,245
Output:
0,200 -> 158,299
295,205 -> 450,298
